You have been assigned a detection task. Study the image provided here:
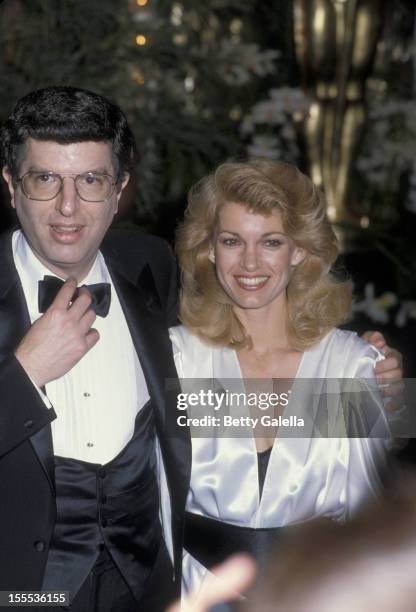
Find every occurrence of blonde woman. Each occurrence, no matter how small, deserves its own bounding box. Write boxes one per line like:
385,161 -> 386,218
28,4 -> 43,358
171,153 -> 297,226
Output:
169,160 -> 398,595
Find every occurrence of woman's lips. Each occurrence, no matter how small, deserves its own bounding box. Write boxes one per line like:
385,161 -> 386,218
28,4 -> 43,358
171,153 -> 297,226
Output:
234,276 -> 269,290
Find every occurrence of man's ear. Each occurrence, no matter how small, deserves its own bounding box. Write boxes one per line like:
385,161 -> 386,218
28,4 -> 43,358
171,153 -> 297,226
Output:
291,246 -> 306,267
120,172 -> 130,192
114,172 -> 130,214
2,167 -> 16,208
116,172 -> 130,197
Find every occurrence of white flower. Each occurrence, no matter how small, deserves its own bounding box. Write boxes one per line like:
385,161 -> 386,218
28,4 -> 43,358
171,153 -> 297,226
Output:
353,283 -> 398,324
214,42 -> 279,86
241,88 -> 305,161
395,301 -> 416,328
357,95 -> 416,190
251,100 -> 286,125
247,135 -> 281,159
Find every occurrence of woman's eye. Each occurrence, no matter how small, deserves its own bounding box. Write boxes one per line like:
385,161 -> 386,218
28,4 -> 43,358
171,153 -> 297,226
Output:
263,239 -> 282,247
222,238 -> 240,246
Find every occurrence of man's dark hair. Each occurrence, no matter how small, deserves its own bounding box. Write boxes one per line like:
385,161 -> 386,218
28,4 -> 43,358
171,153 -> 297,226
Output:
0,86 -> 136,179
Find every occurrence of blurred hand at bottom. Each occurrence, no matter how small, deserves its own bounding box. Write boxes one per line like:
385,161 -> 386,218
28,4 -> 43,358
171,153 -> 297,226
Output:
166,554 -> 257,612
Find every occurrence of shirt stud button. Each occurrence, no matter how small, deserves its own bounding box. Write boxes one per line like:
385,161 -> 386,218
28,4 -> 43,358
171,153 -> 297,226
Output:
83,392 -> 91,398
34,540 -> 46,552
87,442 -> 94,448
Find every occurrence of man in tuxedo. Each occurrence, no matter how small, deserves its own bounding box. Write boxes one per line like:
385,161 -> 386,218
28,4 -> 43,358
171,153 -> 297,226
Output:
0,86 -> 190,611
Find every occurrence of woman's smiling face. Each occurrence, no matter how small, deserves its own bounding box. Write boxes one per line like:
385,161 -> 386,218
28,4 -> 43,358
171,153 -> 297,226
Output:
209,202 -> 305,312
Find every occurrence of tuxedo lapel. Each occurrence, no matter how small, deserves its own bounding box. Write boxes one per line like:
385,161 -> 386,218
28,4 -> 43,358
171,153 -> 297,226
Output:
0,233 -> 31,358
106,259 -> 191,572
107,265 -> 180,434
0,232 -> 55,494
30,427 -> 55,495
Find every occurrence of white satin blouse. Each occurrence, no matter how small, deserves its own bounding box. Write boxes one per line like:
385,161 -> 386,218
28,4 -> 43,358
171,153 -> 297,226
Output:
169,325 -> 389,595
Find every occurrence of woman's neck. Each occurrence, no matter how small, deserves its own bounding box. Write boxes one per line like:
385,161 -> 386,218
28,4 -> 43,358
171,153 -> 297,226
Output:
235,300 -> 291,353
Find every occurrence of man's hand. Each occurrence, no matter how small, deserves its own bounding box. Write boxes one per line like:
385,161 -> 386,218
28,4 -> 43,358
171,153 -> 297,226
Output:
15,277 -> 99,387
362,330 -> 404,411
166,554 -> 256,612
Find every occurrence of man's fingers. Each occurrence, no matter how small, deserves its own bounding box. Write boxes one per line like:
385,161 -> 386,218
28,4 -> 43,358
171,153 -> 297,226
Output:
68,287 -> 94,319
85,328 -> 100,351
51,277 -> 78,310
47,282 -> 95,320
79,307 -> 97,335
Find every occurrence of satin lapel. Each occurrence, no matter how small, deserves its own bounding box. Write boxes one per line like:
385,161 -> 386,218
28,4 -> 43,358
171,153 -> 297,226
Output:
30,427 -> 55,495
108,265 -> 180,432
108,264 -> 191,566
0,233 -> 55,494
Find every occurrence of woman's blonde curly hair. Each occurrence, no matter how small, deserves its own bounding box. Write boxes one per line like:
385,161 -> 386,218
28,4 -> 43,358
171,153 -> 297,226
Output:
176,159 -> 351,351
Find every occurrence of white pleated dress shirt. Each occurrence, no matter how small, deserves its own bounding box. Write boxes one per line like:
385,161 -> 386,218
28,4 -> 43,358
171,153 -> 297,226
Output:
13,229 -> 150,464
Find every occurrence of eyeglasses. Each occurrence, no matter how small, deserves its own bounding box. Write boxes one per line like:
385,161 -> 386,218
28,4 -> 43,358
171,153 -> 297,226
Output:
17,171 -> 118,202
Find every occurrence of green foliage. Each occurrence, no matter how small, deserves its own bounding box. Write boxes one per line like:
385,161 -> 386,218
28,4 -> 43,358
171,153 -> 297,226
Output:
0,0 -> 278,224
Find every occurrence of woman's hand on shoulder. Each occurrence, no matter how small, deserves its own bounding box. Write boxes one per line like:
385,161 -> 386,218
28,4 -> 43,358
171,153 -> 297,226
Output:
361,330 -> 404,411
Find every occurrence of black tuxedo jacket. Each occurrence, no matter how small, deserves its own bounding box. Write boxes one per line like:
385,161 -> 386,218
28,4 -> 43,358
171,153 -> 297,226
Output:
0,228 -> 191,592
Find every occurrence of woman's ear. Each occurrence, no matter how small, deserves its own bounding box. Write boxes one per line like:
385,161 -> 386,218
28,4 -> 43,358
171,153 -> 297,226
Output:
208,245 -> 215,264
291,246 -> 306,267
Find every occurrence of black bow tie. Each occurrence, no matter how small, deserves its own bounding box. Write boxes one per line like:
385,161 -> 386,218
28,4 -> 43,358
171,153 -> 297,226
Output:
38,275 -> 111,317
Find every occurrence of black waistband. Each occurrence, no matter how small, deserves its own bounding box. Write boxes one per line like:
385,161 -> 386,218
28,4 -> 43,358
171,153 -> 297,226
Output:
184,511 -> 286,569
